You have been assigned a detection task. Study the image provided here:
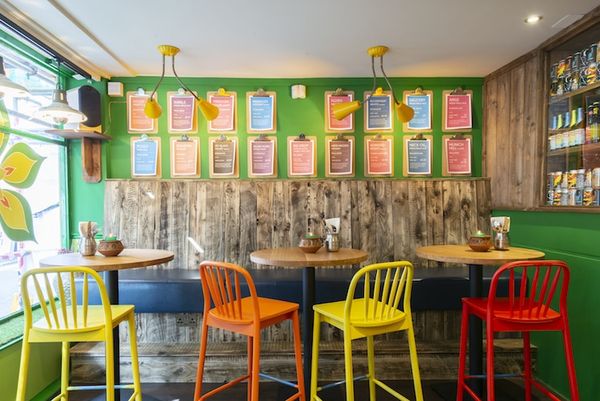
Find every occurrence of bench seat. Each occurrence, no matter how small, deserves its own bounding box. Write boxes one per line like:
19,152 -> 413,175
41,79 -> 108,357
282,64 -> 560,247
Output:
77,266 -> 512,313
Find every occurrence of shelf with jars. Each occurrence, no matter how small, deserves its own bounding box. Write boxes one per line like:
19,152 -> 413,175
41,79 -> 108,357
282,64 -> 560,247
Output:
544,28 -> 600,209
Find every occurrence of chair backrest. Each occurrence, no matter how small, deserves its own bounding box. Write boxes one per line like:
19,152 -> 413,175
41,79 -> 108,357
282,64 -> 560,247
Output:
345,261 -> 414,324
488,260 -> 570,320
199,261 -> 259,324
20,266 -> 112,331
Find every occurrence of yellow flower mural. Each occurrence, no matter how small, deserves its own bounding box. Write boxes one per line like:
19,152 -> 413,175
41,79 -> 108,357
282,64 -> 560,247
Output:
0,101 -> 45,242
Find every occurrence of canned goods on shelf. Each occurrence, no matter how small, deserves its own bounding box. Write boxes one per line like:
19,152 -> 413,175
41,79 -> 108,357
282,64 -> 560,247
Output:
568,188 -> 577,206
553,189 -> 562,206
593,168 -> 600,188
583,187 -> 593,206
585,169 -> 592,187
576,169 -> 585,189
568,170 -> 577,189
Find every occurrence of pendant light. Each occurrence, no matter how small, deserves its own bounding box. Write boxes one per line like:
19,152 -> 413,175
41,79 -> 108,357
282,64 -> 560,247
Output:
0,56 -> 30,98
144,45 -> 219,121
332,46 -> 414,123
35,59 -> 87,125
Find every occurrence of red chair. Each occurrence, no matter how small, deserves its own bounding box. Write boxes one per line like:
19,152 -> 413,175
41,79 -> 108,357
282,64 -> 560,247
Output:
457,260 -> 579,401
194,261 -> 305,401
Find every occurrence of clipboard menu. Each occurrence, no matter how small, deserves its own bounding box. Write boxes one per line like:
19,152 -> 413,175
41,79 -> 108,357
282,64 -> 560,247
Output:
403,135 -> 433,176
209,137 -> 238,178
131,136 -> 161,177
248,136 -> 277,178
325,136 -> 354,177
364,136 -> 394,176
170,137 -> 200,177
127,92 -> 157,133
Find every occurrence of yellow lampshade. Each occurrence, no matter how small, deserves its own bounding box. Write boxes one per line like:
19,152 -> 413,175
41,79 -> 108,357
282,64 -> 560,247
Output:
198,98 -> 219,121
395,102 -> 414,123
144,98 -> 162,119
332,100 -> 361,121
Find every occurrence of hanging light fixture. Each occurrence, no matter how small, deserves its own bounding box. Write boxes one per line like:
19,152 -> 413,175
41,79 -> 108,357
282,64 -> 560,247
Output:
0,56 -> 30,98
332,45 -> 414,123
35,59 -> 87,125
144,45 -> 219,121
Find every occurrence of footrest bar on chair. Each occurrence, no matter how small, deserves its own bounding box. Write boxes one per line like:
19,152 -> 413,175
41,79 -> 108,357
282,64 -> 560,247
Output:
66,384 -> 135,391
318,375 -> 368,391
373,378 -> 410,401
259,372 -> 299,388
465,373 -> 521,380
199,374 -> 250,400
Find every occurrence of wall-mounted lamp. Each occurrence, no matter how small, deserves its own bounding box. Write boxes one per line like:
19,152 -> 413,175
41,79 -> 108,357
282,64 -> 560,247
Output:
332,46 -> 414,123
144,45 -> 219,121
291,84 -> 306,99
0,56 -> 30,98
35,59 -> 87,125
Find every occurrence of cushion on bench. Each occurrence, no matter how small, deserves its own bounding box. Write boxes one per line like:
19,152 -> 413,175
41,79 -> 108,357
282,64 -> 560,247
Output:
77,266 -> 515,313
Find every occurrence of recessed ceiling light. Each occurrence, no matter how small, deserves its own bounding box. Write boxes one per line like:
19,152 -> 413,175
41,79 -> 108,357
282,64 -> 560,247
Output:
525,15 -> 543,24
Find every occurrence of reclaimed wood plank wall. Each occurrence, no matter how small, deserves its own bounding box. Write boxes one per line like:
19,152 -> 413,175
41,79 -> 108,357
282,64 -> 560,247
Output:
106,178 -> 490,344
483,51 -> 543,210
105,178 -> 491,270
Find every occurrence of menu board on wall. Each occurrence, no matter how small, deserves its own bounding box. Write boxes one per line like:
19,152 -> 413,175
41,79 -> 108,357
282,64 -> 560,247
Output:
168,93 -> 196,133
364,90 -> 393,132
288,136 -> 316,177
403,90 -> 432,132
170,137 -> 199,177
131,136 -> 160,177
365,136 -> 393,176
209,137 -> 238,178
443,90 -> 473,131
442,135 -> 472,175
248,136 -> 277,178
208,90 -> 236,133
324,91 -> 354,133
325,136 -> 354,177
404,136 -> 432,176
127,92 -> 157,133
247,91 -> 276,133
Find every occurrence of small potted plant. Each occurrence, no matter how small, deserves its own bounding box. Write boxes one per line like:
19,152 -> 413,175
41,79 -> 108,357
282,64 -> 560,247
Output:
97,234 -> 125,257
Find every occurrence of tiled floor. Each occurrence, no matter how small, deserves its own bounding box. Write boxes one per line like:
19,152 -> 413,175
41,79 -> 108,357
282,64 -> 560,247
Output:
70,379 -> 543,401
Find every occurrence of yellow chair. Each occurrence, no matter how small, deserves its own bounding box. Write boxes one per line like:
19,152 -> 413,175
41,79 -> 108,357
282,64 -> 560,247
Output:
15,266 -> 142,401
310,261 -> 423,401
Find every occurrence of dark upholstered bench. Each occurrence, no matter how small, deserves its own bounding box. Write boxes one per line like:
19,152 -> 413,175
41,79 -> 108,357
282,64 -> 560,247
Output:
77,266 -> 513,313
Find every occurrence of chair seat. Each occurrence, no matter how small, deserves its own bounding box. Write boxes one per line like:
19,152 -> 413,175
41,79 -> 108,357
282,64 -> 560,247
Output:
314,298 -> 407,328
208,296 -> 298,325
463,297 -> 561,324
31,305 -> 134,334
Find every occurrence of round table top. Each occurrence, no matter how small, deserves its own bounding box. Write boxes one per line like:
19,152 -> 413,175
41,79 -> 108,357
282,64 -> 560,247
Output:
251,247 -> 368,268
39,248 -> 174,272
415,245 -> 545,266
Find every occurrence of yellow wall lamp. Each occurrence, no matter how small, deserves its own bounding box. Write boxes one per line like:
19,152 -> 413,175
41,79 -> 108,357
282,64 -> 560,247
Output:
332,45 -> 414,123
144,45 -> 219,121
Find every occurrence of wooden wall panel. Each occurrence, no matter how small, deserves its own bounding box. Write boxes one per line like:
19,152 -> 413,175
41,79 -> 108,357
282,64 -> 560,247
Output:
105,178 -> 491,269
484,51 -> 543,210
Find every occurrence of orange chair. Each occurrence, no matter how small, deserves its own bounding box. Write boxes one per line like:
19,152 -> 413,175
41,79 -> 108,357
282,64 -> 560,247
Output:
194,261 -> 305,401
457,260 -> 579,401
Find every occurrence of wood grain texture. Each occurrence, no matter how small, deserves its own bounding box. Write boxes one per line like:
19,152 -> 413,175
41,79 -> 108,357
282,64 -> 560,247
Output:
415,245 -> 544,265
105,179 -> 491,270
39,249 -> 174,272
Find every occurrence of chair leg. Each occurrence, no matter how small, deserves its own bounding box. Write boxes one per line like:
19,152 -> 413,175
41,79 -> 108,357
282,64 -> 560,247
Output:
457,304 -> 469,401
310,311 -> 321,401
105,331 -> 115,401
61,342 -> 70,401
343,330 -> 354,401
406,324 -> 424,401
522,332 -> 532,401
247,335 -> 253,401
15,335 -> 31,401
486,323 -> 495,401
561,323 -> 580,401
367,336 -> 376,401
194,317 -> 210,401
127,314 -> 142,401
250,329 -> 261,401
292,311 -> 306,401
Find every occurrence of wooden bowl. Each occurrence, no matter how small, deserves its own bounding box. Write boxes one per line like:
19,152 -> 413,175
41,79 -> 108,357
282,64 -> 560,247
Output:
97,240 -> 125,257
468,235 -> 492,252
299,237 -> 323,253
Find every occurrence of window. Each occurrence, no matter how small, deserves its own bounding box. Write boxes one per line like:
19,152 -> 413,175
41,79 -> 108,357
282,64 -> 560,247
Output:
0,42 -> 65,318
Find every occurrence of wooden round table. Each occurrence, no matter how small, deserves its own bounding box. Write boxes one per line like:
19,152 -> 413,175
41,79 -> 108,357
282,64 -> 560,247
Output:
416,244 -> 544,398
40,248 -> 174,401
250,247 -> 368,395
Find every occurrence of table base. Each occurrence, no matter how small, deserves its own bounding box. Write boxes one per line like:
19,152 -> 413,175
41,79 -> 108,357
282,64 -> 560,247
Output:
302,266 -> 315,397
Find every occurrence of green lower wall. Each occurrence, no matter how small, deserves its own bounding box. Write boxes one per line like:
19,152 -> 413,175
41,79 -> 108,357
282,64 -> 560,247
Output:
0,341 -> 61,401
493,210 -> 600,401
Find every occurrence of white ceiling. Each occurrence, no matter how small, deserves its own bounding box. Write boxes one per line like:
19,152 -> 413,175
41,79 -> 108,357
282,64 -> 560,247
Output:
2,0 -> 599,79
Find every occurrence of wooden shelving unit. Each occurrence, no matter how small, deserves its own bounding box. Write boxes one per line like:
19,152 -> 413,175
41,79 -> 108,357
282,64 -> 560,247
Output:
549,80 -> 600,104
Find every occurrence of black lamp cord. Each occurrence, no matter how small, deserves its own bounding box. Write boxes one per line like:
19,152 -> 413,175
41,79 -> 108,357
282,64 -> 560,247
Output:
363,55 -> 399,106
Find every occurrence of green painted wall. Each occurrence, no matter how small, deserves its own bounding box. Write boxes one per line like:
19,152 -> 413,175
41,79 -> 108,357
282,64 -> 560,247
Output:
493,210 -> 600,401
67,76 -> 483,238
0,341 -> 61,401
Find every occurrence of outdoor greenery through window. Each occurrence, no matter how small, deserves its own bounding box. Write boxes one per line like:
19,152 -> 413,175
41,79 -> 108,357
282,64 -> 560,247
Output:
0,42 -> 64,318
